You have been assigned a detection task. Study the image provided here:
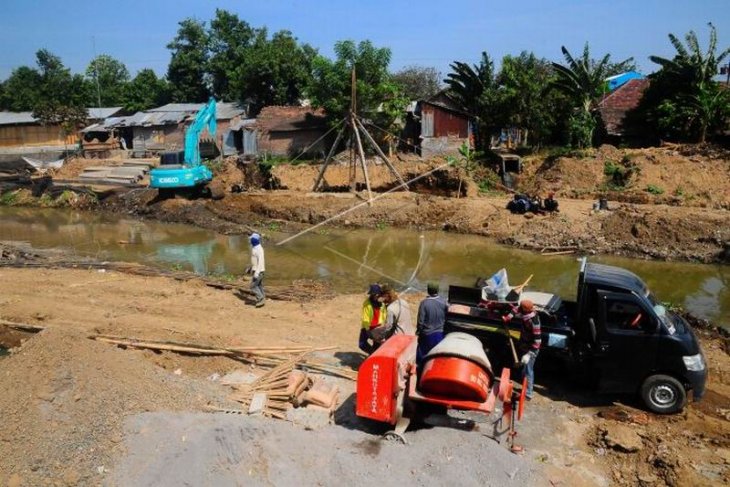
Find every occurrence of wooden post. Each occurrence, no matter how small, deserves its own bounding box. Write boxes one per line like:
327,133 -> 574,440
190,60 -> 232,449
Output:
312,121 -> 346,191
352,115 -> 373,203
355,117 -> 409,190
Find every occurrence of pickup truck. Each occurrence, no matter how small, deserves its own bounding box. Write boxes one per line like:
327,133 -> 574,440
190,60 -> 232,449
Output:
445,258 -> 707,414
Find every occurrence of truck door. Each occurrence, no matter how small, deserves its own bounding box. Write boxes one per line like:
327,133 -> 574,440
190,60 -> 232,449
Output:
594,291 -> 660,393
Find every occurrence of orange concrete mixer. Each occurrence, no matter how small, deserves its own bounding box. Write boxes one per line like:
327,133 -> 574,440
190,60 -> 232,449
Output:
356,333 -> 527,450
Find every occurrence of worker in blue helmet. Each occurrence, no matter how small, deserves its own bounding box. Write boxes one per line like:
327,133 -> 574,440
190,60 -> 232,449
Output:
248,232 -> 266,307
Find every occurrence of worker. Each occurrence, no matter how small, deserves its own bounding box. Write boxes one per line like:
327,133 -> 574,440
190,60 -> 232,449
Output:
359,283 -> 387,354
416,282 -> 448,365
502,299 -> 541,400
248,232 -> 266,307
370,284 -> 414,344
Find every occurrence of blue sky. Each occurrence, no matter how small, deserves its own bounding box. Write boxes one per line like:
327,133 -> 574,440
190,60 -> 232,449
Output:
1,0 -> 728,80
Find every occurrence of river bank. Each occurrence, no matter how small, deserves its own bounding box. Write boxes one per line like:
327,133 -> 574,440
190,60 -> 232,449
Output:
0,261 -> 728,486
93,187 -> 730,264
2,145 -> 729,264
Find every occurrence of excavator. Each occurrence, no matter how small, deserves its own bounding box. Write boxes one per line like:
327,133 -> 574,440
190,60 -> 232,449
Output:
149,98 -> 224,199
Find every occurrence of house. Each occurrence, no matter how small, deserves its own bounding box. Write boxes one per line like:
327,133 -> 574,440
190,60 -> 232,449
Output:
597,78 -> 650,140
415,92 -> 473,158
0,107 -> 123,151
233,106 -> 328,158
89,102 -> 246,156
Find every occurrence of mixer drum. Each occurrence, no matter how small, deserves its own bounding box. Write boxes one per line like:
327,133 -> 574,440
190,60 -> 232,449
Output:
418,333 -> 493,402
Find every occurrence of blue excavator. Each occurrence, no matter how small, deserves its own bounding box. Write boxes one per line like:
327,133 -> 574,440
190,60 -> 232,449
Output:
149,98 -> 224,199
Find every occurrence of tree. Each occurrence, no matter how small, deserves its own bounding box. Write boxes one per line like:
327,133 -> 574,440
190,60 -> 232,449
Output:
495,52 -> 558,147
444,52 -> 499,150
0,66 -> 42,111
31,49 -> 93,136
167,18 -> 210,102
234,29 -> 316,115
550,43 -> 631,147
309,40 -> 403,120
392,65 -> 441,100
207,9 -> 255,101
644,23 -> 730,142
123,69 -> 171,112
85,54 -> 130,106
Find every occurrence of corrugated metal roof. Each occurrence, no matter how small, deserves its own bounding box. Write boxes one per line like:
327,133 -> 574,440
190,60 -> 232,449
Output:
147,102 -> 245,120
80,116 -> 128,133
230,118 -> 257,131
87,107 -> 123,119
1,107 -> 124,126
0,112 -> 37,125
148,103 -> 202,113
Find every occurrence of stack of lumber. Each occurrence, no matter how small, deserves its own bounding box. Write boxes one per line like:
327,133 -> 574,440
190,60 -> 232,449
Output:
229,354 -> 308,419
74,160 -> 155,186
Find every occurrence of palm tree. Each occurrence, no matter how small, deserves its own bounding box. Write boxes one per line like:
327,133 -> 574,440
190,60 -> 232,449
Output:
444,52 -> 494,115
649,23 -> 730,143
649,23 -> 729,90
444,52 -> 496,149
550,43 -> 629,147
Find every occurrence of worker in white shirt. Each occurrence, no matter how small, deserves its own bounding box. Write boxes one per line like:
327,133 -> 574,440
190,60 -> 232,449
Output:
248,232 -> 266,307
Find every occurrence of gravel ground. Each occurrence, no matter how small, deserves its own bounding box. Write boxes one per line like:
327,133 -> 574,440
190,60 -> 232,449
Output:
111,412 -> 541,487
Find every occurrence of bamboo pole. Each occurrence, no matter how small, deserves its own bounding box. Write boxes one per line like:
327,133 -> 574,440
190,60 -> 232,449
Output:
312,121 -> 347,192
355,117 -> 408,190
0,319 -> 46,332
352,115 -> 373,203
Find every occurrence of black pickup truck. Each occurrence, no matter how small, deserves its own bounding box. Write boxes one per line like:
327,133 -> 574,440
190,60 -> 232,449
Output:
445,258 -> 707,414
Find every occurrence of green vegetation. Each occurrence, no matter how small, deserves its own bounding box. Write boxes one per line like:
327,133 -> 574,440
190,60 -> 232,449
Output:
0,190 -> 18,205
550,44 -> 634,148
0,11 -> 727,148
646,184 -> 665,195
633,23 -> 730,143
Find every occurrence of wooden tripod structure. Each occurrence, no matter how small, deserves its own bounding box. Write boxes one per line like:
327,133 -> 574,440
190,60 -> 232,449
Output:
312,68 -> 409,199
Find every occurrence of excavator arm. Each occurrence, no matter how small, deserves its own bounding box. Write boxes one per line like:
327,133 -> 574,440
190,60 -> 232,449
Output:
184,98 -> 217,167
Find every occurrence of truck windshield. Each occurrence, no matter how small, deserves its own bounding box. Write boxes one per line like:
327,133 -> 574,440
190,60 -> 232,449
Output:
646,292 -> 676,335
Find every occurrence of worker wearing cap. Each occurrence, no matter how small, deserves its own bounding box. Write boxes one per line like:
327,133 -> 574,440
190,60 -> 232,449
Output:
359,283 -> 387,354
503,299 -> 541,399
416,282 -> 448,365
370,284 -> 414,344
248,233 -> 265,307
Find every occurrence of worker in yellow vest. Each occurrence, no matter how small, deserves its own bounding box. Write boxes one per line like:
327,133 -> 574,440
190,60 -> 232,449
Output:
358,283 -> 387,354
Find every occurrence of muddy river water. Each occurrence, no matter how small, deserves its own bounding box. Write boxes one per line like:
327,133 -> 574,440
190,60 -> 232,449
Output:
1,207 -> 728,329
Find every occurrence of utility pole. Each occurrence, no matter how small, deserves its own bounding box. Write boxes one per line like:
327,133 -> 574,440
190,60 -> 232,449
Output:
92,36 -> 102,109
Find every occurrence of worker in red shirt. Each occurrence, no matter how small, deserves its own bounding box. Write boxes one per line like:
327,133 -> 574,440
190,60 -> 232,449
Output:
358,283 -> 387,354
503,299 -> 541,400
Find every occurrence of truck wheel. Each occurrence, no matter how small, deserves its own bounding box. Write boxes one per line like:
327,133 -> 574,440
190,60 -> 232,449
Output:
640,374 -> 687,414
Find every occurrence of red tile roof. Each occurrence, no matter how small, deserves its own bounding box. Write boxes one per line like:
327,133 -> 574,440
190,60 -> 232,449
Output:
598,78 -> 650,136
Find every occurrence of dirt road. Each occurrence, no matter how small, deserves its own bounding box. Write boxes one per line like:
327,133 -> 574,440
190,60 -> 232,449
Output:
0,264 -> 728,486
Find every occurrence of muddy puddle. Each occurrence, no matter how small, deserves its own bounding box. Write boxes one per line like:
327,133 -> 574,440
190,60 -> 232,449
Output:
1,206 -> 728,328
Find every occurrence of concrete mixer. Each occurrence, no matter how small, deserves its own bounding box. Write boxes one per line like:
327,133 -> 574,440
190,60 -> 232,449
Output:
356,332 -> 527,449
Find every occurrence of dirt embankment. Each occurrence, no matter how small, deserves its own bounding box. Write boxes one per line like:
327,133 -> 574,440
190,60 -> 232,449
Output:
94,145 -> 730,263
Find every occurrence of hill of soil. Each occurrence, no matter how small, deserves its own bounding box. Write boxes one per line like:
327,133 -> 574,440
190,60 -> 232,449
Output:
521,145 -> 730,209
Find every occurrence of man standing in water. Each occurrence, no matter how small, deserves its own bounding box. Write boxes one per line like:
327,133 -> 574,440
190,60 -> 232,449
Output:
248,232 -> 265,307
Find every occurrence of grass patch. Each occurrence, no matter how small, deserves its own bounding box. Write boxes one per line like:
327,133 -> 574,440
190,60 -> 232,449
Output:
0,190 -> 19,205
645,184 -> 665,195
